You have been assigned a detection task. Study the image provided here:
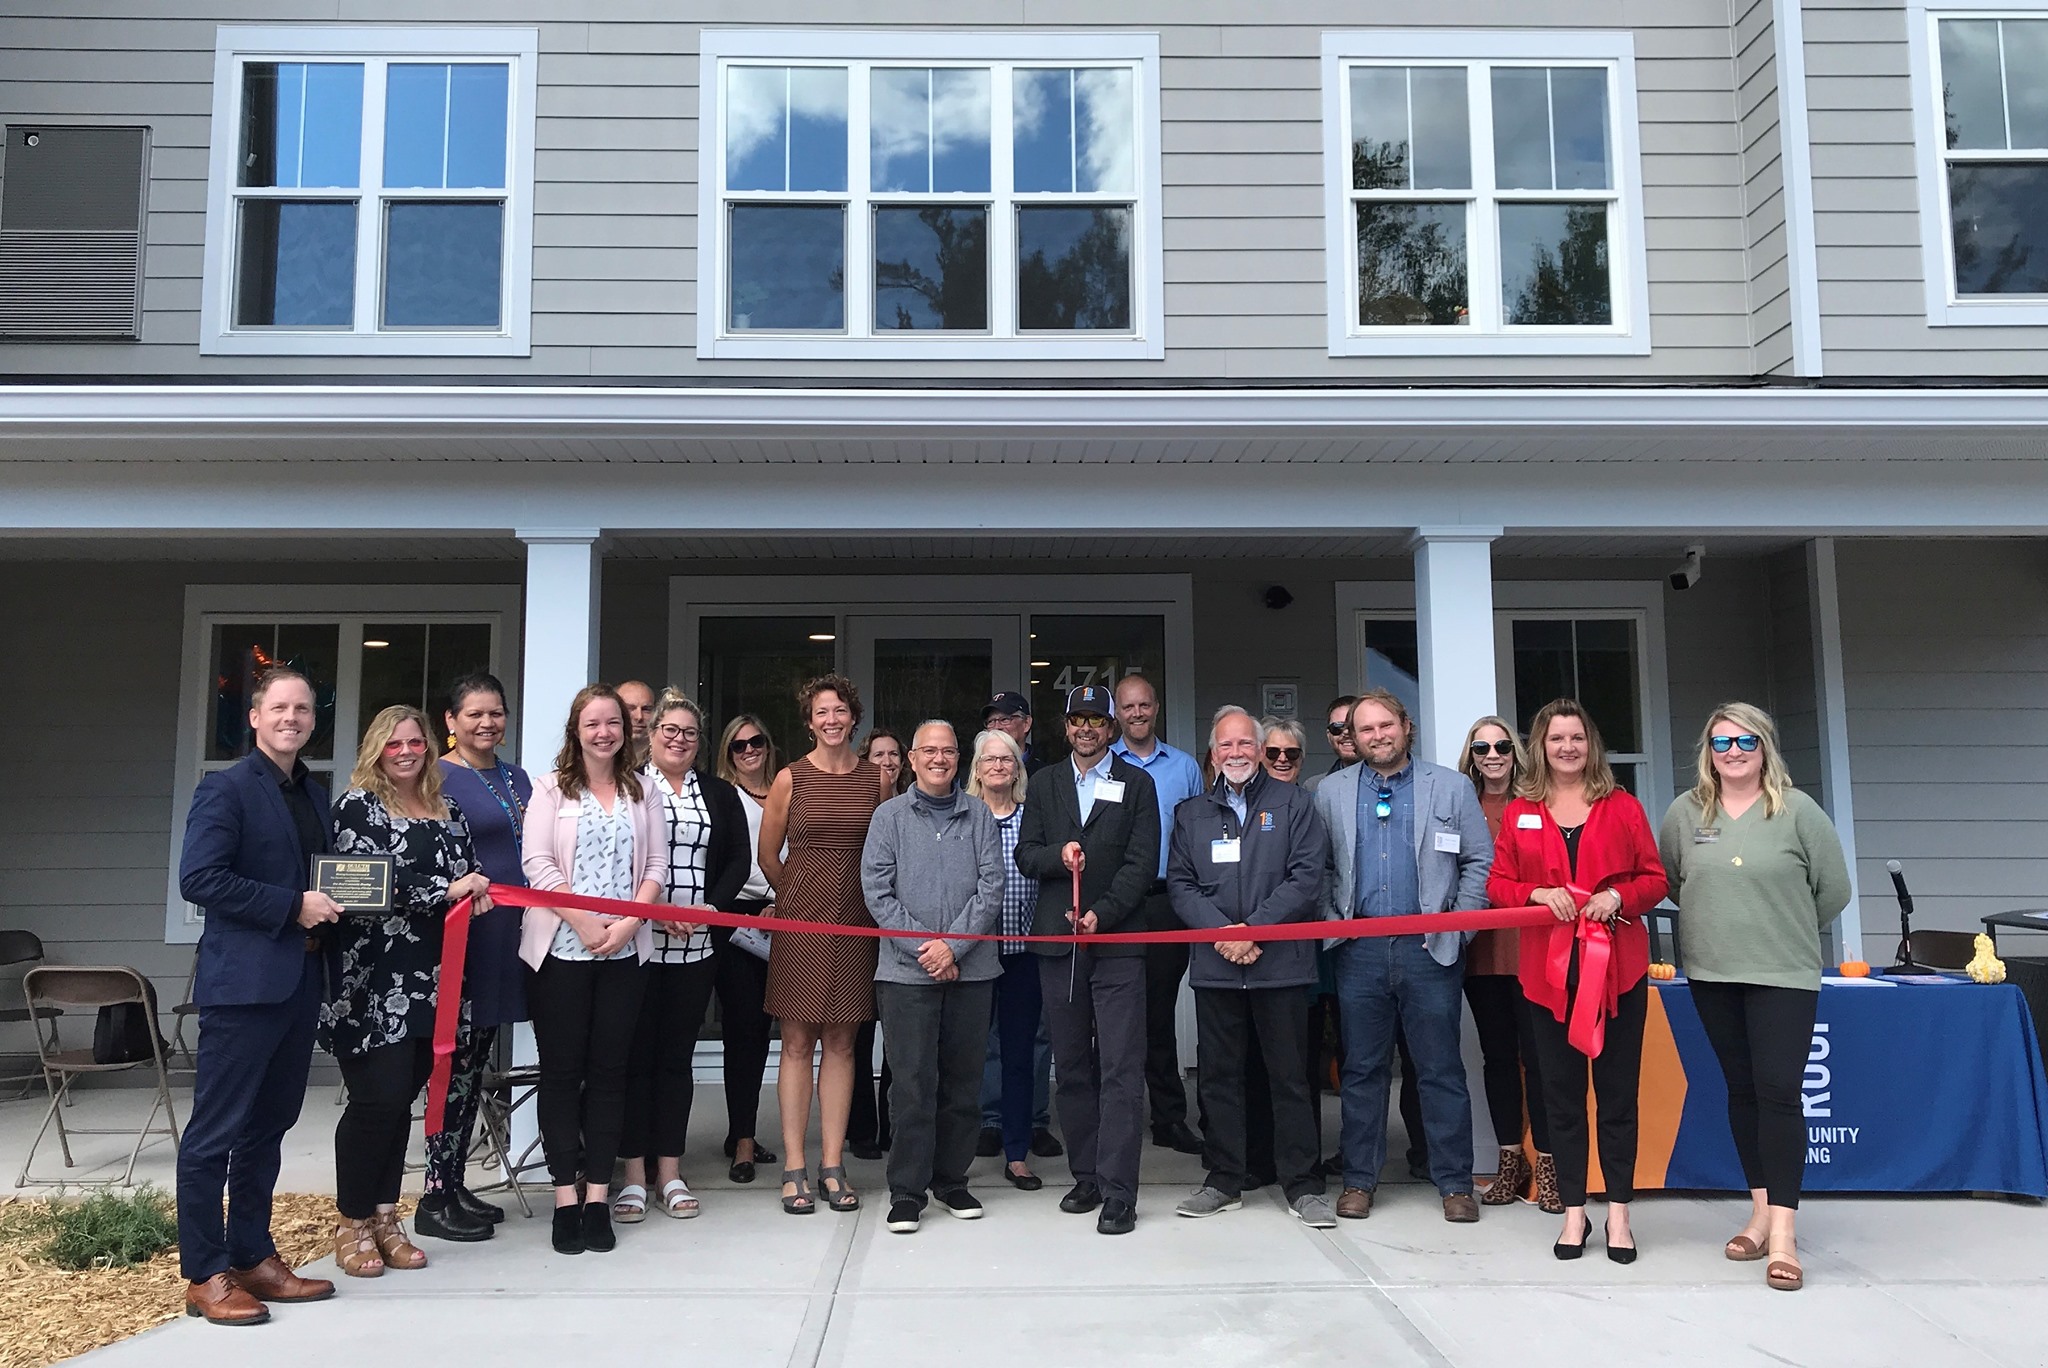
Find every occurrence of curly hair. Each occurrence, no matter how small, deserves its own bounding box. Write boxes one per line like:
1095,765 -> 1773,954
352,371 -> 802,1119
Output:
796,673 -> 864,732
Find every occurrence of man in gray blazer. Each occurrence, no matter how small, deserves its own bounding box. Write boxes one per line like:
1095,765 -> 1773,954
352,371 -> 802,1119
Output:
1313,689 -> 1494,1223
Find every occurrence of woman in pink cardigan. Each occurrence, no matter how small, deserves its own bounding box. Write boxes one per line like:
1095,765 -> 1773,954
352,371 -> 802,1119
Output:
520,684 -> 665,1257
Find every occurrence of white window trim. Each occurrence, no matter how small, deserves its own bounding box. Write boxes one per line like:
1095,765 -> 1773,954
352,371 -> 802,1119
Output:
1907,1 -> 2048,326
199,25 -> 538,357
164,584 -> 522,943
696,30 -> 1165,361
1319,30 -> 1651,357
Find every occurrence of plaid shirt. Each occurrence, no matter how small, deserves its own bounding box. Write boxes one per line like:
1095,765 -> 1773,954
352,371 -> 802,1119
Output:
994,805 -> 1034,954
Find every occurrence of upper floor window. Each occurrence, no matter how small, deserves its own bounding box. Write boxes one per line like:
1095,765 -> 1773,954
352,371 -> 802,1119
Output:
201,27 -> 537,356
1320,32 -> 1650,356
697,31 -> 1164,360
1914,5 -> 2048,324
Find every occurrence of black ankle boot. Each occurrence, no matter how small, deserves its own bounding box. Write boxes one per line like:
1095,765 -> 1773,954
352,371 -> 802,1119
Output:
452,1184 -> 505,1225
415,1190 -> 492,1243
551,1205 -> 585,1255
581,1200 -> 616,1253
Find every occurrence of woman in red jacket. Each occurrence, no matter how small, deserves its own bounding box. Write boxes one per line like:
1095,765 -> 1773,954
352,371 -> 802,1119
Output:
1487,699 -> 1667,1265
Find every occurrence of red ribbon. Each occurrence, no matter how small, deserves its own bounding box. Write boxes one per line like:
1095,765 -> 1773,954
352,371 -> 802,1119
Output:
1541,883 -> 1618,1059
422,883 -> 1558,1136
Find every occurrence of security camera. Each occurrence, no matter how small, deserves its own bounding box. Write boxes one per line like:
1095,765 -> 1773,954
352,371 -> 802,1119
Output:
1263,585 -> 1295,610
1668,545 -> 1704,592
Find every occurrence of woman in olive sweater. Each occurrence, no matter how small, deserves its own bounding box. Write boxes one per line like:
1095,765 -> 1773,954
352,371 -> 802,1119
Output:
1659,702 -> 1850,1294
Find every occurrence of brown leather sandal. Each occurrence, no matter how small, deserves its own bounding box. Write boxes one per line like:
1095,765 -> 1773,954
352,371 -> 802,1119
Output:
1725,1233 -> 1767,1261
368,1210 -> 427,1270
334,1217 -> 385,1278
1766,1257 -> 1804,1291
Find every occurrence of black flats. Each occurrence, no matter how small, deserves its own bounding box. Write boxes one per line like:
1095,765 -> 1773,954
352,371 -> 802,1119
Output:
552,1205 -> 583,1255
725,1137 -> 777,1184
1004,1165 -> 1044,1192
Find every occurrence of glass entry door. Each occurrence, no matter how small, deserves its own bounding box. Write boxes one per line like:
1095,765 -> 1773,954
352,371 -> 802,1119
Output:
845,615 -> 1024,744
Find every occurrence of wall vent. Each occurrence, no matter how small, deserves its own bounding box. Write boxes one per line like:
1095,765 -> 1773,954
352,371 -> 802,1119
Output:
0,125 -> 150,340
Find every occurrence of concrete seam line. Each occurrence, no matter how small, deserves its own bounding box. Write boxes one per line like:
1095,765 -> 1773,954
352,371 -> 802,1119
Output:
1290,1194 -> 1455,1367
787,1200 -> 865,1368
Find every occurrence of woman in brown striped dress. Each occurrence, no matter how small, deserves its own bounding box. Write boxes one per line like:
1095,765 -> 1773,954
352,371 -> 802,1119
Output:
759,674 -> 882,1214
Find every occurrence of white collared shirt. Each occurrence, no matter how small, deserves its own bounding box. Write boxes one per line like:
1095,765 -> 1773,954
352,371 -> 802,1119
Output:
1073,750 -> 1115,822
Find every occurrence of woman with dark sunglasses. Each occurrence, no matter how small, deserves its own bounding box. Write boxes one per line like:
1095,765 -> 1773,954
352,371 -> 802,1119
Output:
1659,703 -> 1849,1292
710,714 -> 784,1182
1260,716 -> 1307,784
1455,716 -> 1560,1214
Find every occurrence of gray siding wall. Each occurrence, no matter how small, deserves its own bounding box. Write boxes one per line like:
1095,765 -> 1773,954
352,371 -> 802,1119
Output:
1764,543 -> 1824,791
1804,1 -> 2048,374
0,0 -> 1758,382
1838,539 -> 2048,933
1663,556 -> 1776,802
1736,0 -> 1793,374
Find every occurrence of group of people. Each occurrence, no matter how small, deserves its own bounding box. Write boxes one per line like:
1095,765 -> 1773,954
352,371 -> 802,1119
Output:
172,663 -> 1850,1325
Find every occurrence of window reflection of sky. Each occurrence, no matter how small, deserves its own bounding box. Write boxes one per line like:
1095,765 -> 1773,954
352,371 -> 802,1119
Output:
729,203 -> 844,329
1950,166 -> 2048,293
1350,66 -> 1469,190
383,202 -> 502,326
1492,67 -> 1608,191
384,63 -> 508,189
241,62 -> 363,188
236,200 -> 356,326
726,66 -> 848,192
1013,68 -> 1133,194
871,68 -> 991,193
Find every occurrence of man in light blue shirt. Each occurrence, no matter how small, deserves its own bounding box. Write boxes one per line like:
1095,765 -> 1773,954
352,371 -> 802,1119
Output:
1111,674 -> 1206,1155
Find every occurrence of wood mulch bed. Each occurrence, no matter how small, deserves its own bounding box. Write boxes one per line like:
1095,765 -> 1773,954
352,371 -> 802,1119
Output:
0,1193 -> 403,1368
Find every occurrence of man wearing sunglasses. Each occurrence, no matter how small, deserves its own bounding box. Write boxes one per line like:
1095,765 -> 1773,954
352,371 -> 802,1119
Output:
1303,695 -> 1358,797
1312,689 -> 1494,1225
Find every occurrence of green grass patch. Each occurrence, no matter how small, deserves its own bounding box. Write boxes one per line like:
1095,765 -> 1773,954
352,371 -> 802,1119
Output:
3,1187 -> 178,1270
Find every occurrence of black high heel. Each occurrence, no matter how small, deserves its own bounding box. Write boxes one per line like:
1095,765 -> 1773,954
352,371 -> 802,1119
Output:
1553,1214 -> 1590,1261
1605,1213 -> 1637,1265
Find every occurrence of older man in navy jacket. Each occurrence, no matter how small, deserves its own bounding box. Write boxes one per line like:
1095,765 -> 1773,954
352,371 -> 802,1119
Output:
176,668 -> 343,1325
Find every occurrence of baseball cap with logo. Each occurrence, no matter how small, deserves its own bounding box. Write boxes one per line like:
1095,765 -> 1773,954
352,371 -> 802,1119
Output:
1065,684 -> 1114,717
982,691 -> 1032,720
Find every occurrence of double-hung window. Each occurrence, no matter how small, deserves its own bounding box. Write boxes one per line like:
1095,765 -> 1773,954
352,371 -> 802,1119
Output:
201,27 -> 538,355
1320,32 -> 1649,356
698,31 -> 1164,360
1911,4 -> 2048,323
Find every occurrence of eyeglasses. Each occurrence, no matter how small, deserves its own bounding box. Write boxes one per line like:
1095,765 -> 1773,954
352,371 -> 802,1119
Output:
1375,786 -> 1394,822
988,713 -> 1025,725
976,755 -> 1017,769
911,746 -> 959,759
1326,722 -> 1350,737
727,735 -> 768,755
654,724 -> 699,743
1469,740 -> 1516,757
1265,746 -> 1302,763
1709,733 -> 1761,754
1068,714 -> 1111,728
382,737 -> 429,754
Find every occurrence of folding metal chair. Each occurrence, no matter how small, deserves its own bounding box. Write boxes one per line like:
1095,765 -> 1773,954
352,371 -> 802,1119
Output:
469,1060 -> 542,1217
0,930 -> 62,1101
167,950 -> 200,1076
16,966 -> 181,1188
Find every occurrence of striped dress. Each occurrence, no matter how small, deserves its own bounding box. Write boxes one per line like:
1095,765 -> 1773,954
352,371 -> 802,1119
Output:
763,756 -> 882,1024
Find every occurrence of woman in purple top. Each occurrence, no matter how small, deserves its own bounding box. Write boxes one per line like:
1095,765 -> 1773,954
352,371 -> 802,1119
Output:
417,672 -> 533,1243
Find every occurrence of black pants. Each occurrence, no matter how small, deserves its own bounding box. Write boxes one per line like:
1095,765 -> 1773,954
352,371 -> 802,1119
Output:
878,979 -> 994,1205
335,1037 -> 435,1219
1040,951 -> 1147,1206
1141,888 -> 1191,1131
1526,973 -> 1649,1205
1691,980 -> 1818,1210
621,956 -> 719,1163
1196,987 -> 1322,1203
713,916 -> 774,1146
848,1019 -> 893,1149
528,955 -> 647,1187
1464,973 -> 1551,1153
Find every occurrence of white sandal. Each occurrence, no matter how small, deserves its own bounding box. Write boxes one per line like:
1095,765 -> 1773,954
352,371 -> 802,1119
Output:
612,1183 -> 648,1224
658,1178 -> 700,1219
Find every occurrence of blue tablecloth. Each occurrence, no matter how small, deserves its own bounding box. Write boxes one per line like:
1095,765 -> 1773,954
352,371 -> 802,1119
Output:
1649,979 -> 2048,1196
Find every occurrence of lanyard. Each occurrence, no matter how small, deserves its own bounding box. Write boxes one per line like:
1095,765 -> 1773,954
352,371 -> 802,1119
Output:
459,757 -> 526,853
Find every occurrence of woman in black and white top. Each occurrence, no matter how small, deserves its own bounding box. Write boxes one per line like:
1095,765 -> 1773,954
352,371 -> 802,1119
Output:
715,713 -> 784,1182
616,690 -> 750,1222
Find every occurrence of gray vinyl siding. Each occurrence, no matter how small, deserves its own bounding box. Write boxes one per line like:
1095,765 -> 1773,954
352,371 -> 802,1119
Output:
0,0 -> 1758,382
1764,544 -> 1824,793
1662,556 -> 1776,804
1803,1 -> 2048,374
1735,0 -> 1793,374
1837,539 -> 2048,933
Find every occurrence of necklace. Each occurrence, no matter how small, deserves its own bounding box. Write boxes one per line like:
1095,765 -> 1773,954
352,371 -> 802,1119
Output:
452,753 -> 526,849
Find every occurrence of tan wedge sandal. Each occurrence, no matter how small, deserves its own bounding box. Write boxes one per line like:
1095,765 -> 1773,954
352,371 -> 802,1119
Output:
368,1210 -> 427,1270
335,1216 -> 385,1278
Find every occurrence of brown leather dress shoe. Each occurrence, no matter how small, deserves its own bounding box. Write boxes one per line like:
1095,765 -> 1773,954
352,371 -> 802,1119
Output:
231,1255 -> 337,1303
1442,1192 -> 1481,1223
185,1274 -> 271,1326
1335,1187 -> 1373,1220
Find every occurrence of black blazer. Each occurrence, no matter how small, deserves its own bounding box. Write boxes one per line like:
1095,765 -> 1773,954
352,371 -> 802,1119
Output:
699,772 -> 753,912
1014,753 -> 1159,958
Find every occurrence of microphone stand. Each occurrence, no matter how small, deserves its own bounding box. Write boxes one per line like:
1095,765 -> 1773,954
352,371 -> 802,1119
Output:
1886,860 -> 1934,974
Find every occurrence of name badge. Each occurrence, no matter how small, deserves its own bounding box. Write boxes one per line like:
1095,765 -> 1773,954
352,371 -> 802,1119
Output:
1211,837 -> 1242,864
1433,831 -> 1462,855
1094,779 -> 1126,804
1693,827 -> 1721,845
1517,813 -> 1544,830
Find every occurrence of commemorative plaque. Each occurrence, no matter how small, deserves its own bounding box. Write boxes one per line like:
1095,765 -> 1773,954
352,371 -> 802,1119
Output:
311,854 -> 395,915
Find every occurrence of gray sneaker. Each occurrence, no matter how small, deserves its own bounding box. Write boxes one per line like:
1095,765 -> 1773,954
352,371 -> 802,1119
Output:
1291,1193 -> 1338,1229
1175,1186 -> 1243,1218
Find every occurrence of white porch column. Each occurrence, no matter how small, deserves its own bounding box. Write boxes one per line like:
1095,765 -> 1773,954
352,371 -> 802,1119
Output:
516,529 -> 603,772
1410,527 -> 1502,767
1807,537 -> 1864,959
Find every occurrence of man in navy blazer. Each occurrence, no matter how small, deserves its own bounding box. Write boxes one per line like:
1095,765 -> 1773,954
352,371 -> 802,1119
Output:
176,668 -> 342,1325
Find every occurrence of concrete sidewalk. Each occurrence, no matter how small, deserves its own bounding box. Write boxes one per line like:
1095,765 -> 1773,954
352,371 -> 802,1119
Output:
5,1086 -> 2039,1368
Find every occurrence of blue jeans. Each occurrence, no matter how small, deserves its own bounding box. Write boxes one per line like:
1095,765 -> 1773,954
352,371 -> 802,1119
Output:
1333,934 -> 1473,1195
981,954 -> 1051,1136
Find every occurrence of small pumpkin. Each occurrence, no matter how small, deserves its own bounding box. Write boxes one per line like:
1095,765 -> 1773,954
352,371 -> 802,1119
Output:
1647,962 -> 1677,980
1837,961 -> 1871,978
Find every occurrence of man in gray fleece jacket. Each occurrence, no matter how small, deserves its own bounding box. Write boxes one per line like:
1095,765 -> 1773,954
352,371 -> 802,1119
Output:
860,720 -> 1006,1232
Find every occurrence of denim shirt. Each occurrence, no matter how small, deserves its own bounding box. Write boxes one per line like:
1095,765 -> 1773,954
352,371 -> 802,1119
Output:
1353,761 -> 1420,918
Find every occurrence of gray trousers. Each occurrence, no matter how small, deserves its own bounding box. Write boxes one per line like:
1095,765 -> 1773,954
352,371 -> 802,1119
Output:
877,978 -> 996,1207
1039,951 -> 1147,1206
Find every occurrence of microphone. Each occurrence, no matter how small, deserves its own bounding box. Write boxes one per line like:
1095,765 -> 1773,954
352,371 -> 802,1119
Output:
1885,859 -> 1929,973
1887,859 -> 1914,918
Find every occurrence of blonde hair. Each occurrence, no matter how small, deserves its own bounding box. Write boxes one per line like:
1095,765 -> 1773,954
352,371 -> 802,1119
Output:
716,714 -> 782,789
351,705 -> 449,817
966,729 -> 1029,803
1516,699 -> 1618,804
1456,715 -> 1528,794
1688,701 -> 1793,821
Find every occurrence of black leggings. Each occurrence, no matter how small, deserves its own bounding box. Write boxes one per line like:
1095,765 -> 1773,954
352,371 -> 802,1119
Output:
528,955 -> 647,1187
713,915 -> 775,1147
1690,980 -> 1818,1210
1464,974 -> 1550,1153
335,1037 -> 434,1219
1526,974 -> 1648,1206
621,957 -> 719,1163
